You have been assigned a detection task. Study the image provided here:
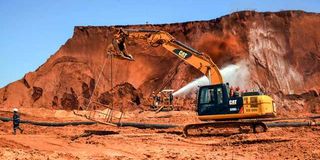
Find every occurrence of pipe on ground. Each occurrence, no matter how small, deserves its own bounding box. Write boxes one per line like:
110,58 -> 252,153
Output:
266,121 -> 320,127
1,116 -> 319,129
0,116 -> 96,126
0,116 -> 179,128
118,122 -> 180,129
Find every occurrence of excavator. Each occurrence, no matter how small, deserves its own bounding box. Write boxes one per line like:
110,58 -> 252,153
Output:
109,28 -> 277,135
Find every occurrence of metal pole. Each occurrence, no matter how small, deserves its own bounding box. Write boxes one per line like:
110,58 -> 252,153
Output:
86,58 -> 107,110
110,53 -> 113,110
109,53 -> 114,122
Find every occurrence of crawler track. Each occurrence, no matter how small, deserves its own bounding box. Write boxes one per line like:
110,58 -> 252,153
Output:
183,121 -> 268,137
183,116 -> 320,137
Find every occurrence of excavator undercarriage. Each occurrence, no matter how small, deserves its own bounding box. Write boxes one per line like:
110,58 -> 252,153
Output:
183,120 -> 268,137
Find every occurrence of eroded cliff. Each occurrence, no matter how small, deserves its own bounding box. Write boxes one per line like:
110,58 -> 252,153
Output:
0,10 -> 319,115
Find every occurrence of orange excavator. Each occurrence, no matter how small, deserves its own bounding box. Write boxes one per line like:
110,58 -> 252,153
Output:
109,28 -> 277,135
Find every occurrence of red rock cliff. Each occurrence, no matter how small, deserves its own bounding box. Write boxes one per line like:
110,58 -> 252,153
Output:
0,11 -> 319,114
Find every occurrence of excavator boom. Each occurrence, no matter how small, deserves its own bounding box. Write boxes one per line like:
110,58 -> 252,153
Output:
109,28 -> 223,85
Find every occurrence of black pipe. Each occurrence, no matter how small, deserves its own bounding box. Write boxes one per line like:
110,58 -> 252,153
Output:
2,115 -> 319,129
0,116 -> 180,128
118,122 -> 180,129
266,121 -> 320,127
0,116 -> 96,126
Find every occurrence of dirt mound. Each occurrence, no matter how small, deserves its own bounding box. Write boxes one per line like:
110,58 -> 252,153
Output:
0,10 -> 319,115
276,89 -> 320,117
98,82 -> 143,111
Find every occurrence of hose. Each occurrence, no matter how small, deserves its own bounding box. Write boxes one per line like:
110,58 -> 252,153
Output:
1,115 -> 319,129
0,116 -> 96,126
0,116 -> 180,128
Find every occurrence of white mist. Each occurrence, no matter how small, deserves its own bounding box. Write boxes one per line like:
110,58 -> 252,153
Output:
173,60 -> 250,97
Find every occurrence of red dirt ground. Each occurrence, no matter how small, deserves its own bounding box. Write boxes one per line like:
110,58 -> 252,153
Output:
1,109 -> 320,159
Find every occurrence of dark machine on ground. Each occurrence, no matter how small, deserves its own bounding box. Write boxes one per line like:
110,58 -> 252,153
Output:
150,89 -> 175,112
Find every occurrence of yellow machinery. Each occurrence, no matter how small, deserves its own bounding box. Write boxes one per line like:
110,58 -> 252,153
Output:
109,28 -> 276,134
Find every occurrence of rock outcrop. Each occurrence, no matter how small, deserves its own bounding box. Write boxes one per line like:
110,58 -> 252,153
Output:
0,10 -> 319,115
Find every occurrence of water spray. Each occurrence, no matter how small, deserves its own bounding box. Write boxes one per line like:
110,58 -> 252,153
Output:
173,60 -> 249,97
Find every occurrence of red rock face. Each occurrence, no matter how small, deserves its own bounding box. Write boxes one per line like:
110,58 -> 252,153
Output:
0,11 -> 319,115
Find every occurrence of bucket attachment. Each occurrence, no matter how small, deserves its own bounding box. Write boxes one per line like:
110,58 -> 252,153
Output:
112,39 -> 134,60
107,30 -> 134,61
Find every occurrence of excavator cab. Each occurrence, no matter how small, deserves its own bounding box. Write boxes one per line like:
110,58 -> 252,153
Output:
197,84 -> 276,121
198,84 -> 243,116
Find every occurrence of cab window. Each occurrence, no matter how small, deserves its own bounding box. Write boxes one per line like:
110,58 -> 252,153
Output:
217,87 -> 223,104
199,88 -> 215,104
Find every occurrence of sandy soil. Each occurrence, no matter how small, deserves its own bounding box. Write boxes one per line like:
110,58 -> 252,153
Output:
0,109 -> 320,160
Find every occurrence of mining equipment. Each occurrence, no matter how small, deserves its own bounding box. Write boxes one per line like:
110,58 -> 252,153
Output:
150,89 -> 175,112
109,28 -> 276,136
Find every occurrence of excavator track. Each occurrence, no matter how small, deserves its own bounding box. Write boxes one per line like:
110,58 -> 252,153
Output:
183,120 -> 268,137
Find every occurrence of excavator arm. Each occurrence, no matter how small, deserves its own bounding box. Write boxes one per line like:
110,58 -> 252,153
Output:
109,28 -> 223,85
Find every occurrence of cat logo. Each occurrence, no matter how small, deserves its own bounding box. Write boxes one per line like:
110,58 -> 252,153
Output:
178,50 -> 188,58
173,49 -> 192,59
229,100 -> 237,105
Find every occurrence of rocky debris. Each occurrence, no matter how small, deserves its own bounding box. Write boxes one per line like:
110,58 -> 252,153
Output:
98,92 -> 113,105
60,88 -> 79,110
0,10 -> 319,115
98,82 -> 143,111
22,77 -> 31,89
273,89 -> 320,116
81,78 -> 95,99
32,87 -> 43,102
52,96 -> 59,107
285,90 -> 319,100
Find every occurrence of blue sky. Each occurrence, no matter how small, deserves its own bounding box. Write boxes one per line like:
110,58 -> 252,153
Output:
0,0 -> 319,87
